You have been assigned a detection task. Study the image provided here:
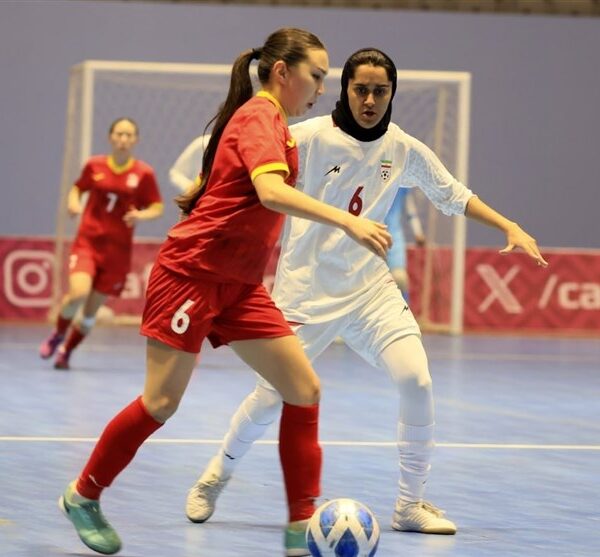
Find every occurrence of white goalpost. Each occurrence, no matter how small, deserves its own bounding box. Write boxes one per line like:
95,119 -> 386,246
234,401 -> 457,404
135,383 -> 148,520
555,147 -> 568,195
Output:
54,60 -> 470,334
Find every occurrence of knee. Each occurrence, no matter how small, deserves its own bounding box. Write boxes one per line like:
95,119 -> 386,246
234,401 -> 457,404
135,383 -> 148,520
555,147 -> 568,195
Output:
143,395 -> 180,423
249,384 -> 284,423
293,376 -> 321,406
415,372 -> 432,392
392,364 -> 432,394
64,291 -> 87,308
405,371 -> 432,393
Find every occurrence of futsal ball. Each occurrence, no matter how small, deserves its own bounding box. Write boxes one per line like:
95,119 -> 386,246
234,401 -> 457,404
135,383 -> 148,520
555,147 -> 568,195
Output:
306,498 -> 380,557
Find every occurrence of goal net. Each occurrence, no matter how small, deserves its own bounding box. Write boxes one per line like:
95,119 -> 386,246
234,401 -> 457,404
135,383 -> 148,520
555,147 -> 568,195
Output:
54,60 -> 470,333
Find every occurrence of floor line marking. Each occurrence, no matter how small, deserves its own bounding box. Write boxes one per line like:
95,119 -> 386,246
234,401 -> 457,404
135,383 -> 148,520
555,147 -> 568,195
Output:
1,437 -> 599,450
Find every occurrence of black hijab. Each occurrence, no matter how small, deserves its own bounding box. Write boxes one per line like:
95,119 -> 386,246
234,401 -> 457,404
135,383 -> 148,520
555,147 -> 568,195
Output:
331,48 -> 397,142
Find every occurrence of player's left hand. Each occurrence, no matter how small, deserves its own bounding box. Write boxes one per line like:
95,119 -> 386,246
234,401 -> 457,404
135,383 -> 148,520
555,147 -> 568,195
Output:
123,207 -> 141,227
345,217 -> 392,258
500,223 -> 548,267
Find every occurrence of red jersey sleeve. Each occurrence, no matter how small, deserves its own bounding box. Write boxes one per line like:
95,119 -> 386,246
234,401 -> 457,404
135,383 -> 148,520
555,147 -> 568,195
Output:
135,167 -> 162,209
237,107 -> 289,182
74,161 -> 94,192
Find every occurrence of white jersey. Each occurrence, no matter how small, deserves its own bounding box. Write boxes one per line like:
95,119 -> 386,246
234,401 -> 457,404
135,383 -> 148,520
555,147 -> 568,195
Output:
272,115 -> 474,324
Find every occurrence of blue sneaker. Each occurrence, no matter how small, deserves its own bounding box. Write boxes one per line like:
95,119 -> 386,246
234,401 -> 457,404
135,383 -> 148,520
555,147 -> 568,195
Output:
59,482 -> 122,555
285,520 -> 310,556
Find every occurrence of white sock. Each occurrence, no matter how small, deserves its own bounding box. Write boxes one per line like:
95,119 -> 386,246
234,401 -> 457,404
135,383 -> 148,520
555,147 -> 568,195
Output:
378,336 -> 436,503
397,422 -> 435,503
216,382 -> 282,477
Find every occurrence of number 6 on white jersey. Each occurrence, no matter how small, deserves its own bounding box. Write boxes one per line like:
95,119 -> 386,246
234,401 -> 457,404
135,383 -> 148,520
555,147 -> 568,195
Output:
171,299 -> 195,334
348,186 -> 364,216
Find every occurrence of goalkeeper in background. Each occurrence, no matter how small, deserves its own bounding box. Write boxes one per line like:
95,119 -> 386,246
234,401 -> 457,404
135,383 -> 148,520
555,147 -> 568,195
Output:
385,188 -> 425,302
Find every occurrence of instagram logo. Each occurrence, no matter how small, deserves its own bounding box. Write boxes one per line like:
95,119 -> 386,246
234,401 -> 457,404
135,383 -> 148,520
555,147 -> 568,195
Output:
3,249 -> 54,308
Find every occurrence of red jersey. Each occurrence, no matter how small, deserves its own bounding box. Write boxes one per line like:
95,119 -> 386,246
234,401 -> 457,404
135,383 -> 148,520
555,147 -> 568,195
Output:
158,92 -> 298,284
74,155 -> 162,252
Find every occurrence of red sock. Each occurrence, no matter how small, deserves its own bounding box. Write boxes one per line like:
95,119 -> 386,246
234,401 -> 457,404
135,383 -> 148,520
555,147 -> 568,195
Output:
56,315 -> 72,336
279,402 -> 321,522
63,327 -> 86,352
76,396 -> 163,499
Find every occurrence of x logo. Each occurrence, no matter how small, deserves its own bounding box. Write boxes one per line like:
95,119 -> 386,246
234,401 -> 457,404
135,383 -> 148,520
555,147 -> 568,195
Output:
476,264 -> 523,314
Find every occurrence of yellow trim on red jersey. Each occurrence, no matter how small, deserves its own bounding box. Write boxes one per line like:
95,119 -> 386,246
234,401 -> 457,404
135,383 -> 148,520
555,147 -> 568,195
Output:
250,162 -> 290,182
107,156 -> 135,174
256,90 -> 287,121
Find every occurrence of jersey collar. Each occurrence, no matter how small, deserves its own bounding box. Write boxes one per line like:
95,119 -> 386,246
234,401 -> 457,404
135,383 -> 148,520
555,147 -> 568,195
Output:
256,90 -> 287,121
107,155 -> 135,174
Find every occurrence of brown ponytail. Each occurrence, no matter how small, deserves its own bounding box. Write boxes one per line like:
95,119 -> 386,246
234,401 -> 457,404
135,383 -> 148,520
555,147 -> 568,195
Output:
175,27 -> 325,215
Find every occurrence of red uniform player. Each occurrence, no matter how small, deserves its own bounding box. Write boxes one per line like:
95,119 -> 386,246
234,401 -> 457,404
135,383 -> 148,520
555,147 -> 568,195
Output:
57,28 -> 391,557
39,117 -> 163,369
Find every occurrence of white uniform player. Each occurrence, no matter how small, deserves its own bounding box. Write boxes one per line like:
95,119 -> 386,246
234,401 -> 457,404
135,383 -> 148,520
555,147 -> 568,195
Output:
183,48 -> 547,536
274,114 -> 470,339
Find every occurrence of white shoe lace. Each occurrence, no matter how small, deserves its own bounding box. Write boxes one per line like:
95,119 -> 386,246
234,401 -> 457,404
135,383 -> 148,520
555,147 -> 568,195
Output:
196,476 -> 223,497
420,501 -> 446,517
392,499 -> 456,534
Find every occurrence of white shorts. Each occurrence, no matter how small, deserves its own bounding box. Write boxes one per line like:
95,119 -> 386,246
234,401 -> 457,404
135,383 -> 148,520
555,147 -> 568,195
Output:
291,275 -> 420,367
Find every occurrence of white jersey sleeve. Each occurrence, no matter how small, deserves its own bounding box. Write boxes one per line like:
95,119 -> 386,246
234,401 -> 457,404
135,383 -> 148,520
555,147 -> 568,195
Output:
168,134 -> 209,192
402,135 -> 474,216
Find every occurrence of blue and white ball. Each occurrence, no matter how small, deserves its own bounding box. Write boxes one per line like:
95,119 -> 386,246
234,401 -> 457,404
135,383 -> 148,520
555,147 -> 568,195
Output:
306,498 -> 380,557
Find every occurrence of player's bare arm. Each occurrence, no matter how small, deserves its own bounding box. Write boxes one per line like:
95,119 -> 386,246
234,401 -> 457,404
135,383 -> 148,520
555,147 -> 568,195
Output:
253,171 -> 392,258
67,185 -> 83,217
465,196 -> 548,267
123,202 -> 164,226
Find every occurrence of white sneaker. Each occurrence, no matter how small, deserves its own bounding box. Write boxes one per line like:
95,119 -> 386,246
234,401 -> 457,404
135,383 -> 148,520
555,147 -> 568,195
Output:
392,500 -> 457,535
186,457 -> 231,523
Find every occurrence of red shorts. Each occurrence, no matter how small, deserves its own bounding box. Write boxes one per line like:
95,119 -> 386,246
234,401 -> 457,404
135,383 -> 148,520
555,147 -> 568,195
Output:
140,263 -> 293,353
69,239 -> 129,296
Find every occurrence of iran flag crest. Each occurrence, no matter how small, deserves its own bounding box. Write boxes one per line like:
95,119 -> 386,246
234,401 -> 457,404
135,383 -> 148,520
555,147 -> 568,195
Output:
380,159 -> 392,181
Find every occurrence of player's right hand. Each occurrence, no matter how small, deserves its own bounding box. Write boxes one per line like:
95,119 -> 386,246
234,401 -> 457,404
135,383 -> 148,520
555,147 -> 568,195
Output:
345,216 -> 392,258
67,202 -> 82,217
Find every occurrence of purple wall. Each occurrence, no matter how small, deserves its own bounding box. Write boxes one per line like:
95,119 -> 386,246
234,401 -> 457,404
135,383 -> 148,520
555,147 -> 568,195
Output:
1,0 -> 598,247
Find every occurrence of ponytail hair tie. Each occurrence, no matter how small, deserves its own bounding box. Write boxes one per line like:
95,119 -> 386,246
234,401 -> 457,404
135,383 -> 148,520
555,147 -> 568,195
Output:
251,47 -> 262,60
